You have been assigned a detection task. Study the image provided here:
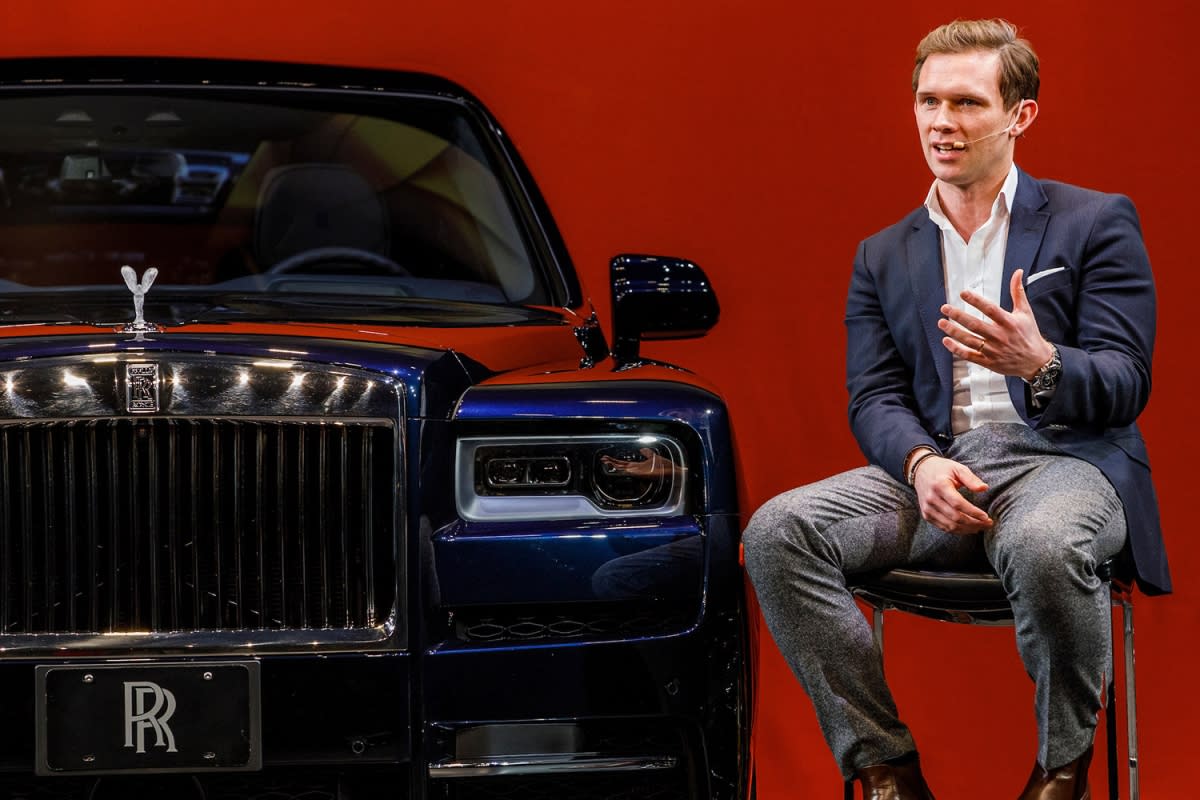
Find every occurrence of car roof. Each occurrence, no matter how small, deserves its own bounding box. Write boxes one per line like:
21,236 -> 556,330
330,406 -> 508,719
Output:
0,57 -> 476,99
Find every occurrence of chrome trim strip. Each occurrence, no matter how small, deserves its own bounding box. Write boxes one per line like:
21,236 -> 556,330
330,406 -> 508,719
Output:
0,624 -> 396,658
428,754 -> 678,778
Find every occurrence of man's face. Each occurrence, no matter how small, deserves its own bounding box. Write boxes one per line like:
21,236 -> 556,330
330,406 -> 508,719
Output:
914,50 -> 1020,191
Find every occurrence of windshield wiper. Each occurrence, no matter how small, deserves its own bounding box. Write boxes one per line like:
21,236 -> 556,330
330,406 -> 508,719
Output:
0,291 -> 563,328
179,293 -> 564,327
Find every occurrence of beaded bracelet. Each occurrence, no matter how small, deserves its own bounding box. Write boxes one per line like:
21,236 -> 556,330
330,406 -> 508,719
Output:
906,450 -> 940,486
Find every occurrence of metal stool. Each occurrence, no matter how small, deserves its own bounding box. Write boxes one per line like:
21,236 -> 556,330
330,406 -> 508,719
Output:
841,557 -> 1138,799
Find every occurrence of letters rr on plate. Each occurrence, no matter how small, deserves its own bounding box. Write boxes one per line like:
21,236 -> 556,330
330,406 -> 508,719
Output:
126,363 -> 159,413
35,661 -> 260,775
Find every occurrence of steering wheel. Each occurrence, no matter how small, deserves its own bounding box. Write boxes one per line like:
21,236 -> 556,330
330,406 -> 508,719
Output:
267,246 -> 411,276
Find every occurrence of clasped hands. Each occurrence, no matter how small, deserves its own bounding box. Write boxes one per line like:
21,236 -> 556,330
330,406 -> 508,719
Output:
914,270 -> 1054,534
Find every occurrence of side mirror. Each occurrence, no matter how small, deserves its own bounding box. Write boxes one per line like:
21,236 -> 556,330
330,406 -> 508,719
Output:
610,254 -> 720,367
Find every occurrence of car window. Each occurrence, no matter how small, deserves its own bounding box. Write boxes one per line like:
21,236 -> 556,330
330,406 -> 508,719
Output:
0,91 -> 548,318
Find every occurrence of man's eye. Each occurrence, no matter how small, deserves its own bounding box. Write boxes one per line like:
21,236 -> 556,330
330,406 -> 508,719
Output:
921,97 -> 938,107
959,98 -> 977,106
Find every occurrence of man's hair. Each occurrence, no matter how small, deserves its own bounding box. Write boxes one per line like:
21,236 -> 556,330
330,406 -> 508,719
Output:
912,19 -> 1039,108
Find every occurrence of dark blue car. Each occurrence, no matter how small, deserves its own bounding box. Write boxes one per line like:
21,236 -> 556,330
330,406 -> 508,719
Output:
0,59 -> 750,800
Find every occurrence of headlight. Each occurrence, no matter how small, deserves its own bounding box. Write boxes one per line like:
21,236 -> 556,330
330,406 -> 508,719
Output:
456,434 -> 688,521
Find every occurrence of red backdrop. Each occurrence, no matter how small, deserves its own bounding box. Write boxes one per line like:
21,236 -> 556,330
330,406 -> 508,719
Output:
2,2 -> 1196,796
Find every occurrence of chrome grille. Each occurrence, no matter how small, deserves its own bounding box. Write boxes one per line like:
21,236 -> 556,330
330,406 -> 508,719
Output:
0,417 -> 395,636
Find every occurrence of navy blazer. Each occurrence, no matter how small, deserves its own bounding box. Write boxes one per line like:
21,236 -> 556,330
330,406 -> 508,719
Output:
845,168 -> 1169,594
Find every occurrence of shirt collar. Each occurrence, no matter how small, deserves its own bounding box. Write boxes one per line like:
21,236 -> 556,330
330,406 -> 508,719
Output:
924,163 -> 1020,232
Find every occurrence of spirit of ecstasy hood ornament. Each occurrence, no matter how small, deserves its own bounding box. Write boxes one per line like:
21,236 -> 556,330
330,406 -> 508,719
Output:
121,265 -> 159,336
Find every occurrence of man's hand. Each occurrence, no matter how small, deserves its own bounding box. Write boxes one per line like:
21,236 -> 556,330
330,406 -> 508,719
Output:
912,455 -> 993,534
938,269 -> 1054,380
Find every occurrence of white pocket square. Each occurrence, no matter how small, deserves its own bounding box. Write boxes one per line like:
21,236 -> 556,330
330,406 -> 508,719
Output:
1026,266 -> 1068,285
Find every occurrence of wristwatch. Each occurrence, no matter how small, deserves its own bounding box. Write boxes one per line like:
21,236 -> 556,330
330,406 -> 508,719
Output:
1027,345 -> 1062,401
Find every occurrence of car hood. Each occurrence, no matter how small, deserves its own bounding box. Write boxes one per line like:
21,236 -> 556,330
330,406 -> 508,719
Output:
0,318 -> 593,420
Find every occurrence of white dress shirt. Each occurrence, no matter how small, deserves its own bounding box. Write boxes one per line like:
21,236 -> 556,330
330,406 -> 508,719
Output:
923,164 -> 1025,434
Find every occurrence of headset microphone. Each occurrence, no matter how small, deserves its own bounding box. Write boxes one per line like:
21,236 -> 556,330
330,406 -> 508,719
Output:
950,117 -> 1020,150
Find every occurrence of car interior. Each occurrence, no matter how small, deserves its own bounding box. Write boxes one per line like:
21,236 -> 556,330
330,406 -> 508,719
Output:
0,93 -> 544,306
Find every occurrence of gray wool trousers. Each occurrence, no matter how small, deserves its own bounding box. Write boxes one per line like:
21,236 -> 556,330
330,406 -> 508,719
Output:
743,423 -> 1125,778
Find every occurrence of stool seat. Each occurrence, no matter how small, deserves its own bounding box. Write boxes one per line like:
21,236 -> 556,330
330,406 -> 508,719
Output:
847,558 -> 1124,626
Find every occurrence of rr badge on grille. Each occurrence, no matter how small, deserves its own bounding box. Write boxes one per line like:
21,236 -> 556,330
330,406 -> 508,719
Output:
126,363 -> 160,413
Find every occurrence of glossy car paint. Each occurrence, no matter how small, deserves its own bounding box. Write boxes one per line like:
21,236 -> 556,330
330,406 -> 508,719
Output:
0,60 -> 748,800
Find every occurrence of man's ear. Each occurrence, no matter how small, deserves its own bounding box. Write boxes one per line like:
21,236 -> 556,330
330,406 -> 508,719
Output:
1012,99 -> 1039,137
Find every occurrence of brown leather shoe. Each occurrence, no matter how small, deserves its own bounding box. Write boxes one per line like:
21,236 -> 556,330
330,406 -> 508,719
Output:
854,755 -> 936,800
1017,745 -> 1092,800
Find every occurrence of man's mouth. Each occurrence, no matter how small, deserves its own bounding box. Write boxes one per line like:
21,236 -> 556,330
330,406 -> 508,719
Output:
932,143 -> 960,153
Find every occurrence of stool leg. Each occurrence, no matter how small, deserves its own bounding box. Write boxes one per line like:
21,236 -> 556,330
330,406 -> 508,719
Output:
1123,597 -> 1138,800
1106,603 -> 1118,800
872,606 -> 884,656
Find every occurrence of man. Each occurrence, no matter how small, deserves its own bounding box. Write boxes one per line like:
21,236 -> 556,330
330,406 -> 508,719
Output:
742,18 -> 1169,800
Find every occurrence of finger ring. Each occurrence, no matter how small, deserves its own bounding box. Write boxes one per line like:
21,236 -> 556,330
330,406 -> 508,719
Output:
977,339 -> 987,355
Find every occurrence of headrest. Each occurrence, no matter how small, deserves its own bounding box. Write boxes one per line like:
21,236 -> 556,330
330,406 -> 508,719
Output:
254,164 -> 389,268
131,152 -> 186,179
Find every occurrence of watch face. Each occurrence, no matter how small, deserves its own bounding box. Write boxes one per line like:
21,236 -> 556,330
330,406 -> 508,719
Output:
1034,351 -> 1062,391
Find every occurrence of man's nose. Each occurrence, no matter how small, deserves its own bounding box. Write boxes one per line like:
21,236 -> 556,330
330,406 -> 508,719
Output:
930,104 -> 957,131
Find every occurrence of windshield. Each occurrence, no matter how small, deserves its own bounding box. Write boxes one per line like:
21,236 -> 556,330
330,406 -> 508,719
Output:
0,89 -> 552,324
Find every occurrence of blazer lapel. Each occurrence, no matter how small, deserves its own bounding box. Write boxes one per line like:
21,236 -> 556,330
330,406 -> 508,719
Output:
907,214 -> 952,391
1003,169 -> 1050,415
1001,169 -> 1050,310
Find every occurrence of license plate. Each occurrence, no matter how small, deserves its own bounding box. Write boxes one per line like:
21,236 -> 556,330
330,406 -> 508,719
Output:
35,661 -> 261,775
